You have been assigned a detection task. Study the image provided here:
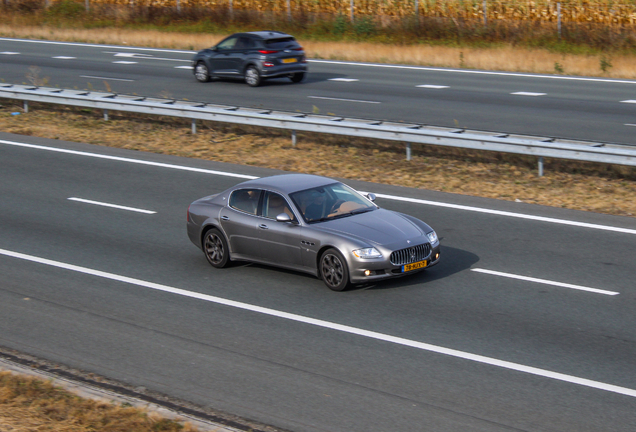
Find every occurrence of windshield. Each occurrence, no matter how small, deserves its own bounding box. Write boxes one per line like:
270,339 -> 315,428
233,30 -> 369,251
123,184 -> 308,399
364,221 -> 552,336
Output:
289,182 -> 377,223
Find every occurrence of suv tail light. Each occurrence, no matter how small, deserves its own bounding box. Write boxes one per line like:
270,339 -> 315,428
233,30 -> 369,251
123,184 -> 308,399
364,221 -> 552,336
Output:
293,47 -> 304,51
259,49 -> 278,54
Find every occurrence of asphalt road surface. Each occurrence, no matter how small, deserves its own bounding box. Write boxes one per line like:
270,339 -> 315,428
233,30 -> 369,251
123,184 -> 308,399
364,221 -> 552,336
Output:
2,37 -> 636,145
1,132 -> 636,431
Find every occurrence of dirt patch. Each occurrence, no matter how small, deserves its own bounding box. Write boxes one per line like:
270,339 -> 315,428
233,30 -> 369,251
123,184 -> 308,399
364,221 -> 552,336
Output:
1,101 -> 635,217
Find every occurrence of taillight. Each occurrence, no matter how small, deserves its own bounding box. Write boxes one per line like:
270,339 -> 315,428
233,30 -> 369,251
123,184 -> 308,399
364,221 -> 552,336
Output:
294,47 -> 303,51
187,206 -> 190,222
259,49 -> 278,54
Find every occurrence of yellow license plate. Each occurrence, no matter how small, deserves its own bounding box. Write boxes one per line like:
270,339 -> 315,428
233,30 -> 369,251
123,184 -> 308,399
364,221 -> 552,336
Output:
282,58 -> 297,64
403,260 -> 428,272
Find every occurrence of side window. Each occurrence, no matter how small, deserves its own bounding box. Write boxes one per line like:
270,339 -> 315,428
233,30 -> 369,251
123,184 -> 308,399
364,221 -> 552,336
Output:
235,37 -> 254,50
217,36 -> 238,50
263,192 -> 294,221
229,189 -> 260,215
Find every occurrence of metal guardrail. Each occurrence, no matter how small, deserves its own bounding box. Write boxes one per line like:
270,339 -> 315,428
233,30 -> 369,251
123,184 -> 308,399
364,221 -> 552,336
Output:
2,83 -> 635,176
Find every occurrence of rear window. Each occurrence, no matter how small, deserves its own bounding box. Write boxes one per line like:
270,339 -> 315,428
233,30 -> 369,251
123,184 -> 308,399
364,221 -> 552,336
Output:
264,37 -> 298,49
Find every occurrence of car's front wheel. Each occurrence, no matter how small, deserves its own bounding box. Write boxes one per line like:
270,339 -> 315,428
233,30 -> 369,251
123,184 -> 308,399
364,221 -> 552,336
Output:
203,228 -> 230,268
245,65 -> 262,87
320,248 -> 350,291
194,61 -> 210,83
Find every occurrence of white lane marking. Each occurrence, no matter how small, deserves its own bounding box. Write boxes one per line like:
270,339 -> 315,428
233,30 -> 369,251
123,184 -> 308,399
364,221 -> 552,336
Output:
471,268 -> 619,296
0,52 -> 20,55
113,61 -> 137,64
310,59 -> 636,85
53,56 -> 76,59
0,247 -> 635,399
308,96 -> 380,104
372,192 -> 636,235
113,52 -> 153,58
0,140 -> 257,179
110,52 -> 190,63
175,66 -> 193,69
512,92 -> 546,96
417,85 -> 449,89
625,124 -> 636,127
621,100 -> 636,104
329,78 -> 359,82
80,75 -> 134,82
2,139 -> 635,234
68,197 -> 156,214
0,37 -> 195,55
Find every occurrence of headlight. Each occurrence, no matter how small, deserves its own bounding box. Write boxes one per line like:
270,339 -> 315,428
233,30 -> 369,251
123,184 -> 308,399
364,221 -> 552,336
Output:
427,231 -> 439,244
352,247 -> 382,258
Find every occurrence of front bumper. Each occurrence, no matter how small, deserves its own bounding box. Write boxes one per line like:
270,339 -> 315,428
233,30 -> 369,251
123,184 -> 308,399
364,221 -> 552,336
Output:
348,244 -> 441,284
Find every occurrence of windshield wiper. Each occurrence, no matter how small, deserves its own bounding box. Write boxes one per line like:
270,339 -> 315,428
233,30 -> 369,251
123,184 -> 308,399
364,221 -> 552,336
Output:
350,207 -> 375,215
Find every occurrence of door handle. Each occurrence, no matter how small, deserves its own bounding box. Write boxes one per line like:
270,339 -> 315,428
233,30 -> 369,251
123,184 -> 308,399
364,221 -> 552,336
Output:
221,216 -> 229,221
258,224 -> 269,229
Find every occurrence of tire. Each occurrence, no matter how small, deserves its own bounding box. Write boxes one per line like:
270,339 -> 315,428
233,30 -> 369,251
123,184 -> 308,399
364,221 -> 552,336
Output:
194,61 -> 210,83
203,228 -> 230,268
319,248 -> 350,291
290,72 -> 305,83
245,65 -> 262,87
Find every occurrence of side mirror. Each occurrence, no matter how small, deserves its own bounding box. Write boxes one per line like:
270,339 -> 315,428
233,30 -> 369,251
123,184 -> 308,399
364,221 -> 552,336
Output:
276,213 -> 293,222
365,193 -> 376,202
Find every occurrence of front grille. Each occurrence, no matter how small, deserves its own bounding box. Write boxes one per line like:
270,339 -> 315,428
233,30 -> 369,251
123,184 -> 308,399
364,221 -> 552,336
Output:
390,243 -> 431,266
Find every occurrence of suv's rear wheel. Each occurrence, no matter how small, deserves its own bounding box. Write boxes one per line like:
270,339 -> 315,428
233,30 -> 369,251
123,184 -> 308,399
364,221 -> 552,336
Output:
194,62 -> 210,83
290,72 -> 305,83
245,66 -> 262,87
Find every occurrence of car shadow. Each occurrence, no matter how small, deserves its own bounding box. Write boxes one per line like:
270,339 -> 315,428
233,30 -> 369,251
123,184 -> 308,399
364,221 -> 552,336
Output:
350,245 -> 479,292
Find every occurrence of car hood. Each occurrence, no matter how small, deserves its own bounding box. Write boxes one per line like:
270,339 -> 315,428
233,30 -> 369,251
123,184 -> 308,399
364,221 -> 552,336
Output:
315,209 -> 426,246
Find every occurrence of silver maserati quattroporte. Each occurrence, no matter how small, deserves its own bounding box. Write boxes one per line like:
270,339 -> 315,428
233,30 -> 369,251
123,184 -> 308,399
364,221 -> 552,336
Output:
187,174 -> 440,291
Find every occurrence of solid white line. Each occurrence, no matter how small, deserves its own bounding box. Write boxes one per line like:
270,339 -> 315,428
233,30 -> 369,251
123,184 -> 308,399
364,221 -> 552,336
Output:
68,197 -> 156,214
309,59 -> 636,85
3,139 -> 634,234
417,85 -> 449,89
512,92 -> 546,96
0,37 -> 195,55
308,96 -> 380,104
80,75 -> 134,82
471,268 -> 619,296
0,139 -> 257,180
373,193 -> 636,235
0,247 -> 634,398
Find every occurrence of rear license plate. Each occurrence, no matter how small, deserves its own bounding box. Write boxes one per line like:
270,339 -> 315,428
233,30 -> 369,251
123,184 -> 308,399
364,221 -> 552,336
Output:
282,58 -> 297,64
403,260 -> 428,272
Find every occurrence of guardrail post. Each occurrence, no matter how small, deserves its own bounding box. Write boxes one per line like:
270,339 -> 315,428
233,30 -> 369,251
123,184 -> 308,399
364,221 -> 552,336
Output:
538,157 -> 544,177
192,118 -> 196,134
23,101 -> 28,113
291,130 -> 297,147
103,109 -> 108,121
406,143 -> 412,161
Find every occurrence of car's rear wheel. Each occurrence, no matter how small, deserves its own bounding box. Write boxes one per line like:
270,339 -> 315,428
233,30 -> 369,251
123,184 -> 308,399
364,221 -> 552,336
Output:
245,66 -> 261,87
320,248 -> 350,291
290,72 -> 305,83
203,228 -> 230,268
194,62 -> 210,83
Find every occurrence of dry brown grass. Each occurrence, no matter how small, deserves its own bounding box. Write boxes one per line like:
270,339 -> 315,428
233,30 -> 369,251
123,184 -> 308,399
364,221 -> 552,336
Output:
0,371 -> 200,432
1,23 -> 635,78
1,101 -> 634,217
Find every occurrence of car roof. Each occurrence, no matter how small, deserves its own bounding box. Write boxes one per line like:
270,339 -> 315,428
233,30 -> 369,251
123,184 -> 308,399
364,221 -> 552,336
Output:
241,31 -> 294,40
235,174 -> 337,194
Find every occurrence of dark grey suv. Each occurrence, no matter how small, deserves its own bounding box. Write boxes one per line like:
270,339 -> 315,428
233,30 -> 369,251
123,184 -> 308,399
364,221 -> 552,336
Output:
192,31 -> 307,87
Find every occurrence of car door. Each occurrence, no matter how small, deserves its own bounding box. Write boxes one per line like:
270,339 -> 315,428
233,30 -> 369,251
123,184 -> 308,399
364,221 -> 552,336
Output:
225,36 -> 254,75
219,189 -> 262,259
256,191 -> 303,267
209,35 -> 240,75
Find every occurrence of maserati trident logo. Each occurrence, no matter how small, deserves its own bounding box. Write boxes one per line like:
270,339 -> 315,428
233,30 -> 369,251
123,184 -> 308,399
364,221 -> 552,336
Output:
409,247 -> 416,261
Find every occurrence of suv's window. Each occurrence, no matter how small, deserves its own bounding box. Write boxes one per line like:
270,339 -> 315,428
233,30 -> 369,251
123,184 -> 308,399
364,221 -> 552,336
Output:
235,37 -> 254,50
264,37 -> 297,49
217,36 -> 238,50
229,189 -> 261,215
262,191 -> 295,221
